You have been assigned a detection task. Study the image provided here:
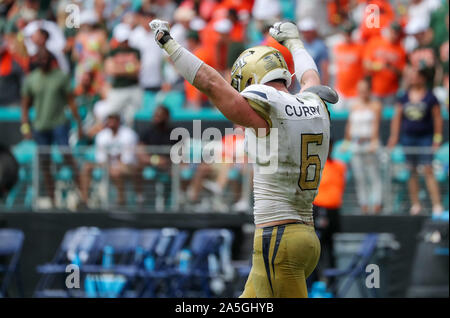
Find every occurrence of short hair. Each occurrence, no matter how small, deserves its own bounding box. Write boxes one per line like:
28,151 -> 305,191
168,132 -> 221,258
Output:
360,76 -> 372,90
137,8 -> 156,18
156,105 -> 170,117
38,29 -> 50,41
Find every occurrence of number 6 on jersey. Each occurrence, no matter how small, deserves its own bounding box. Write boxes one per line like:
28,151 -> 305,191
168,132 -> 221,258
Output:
298,134 -> 324,191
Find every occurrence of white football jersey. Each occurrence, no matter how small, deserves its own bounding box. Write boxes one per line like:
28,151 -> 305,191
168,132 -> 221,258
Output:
241,84 -> 330,225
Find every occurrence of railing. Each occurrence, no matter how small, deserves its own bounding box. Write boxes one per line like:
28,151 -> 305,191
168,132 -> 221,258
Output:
1,144 -> 448,214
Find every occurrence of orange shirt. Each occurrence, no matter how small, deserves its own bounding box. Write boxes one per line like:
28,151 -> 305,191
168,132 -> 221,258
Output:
222,133 -> 246,162
363,36 -> 406,97
327,0 -> 351,26
262,36 -> 295,75
185,45 -> 214,104
359,0 -> 395,43
313,159 -> 346,209
334,42 -> 364,98
222,0 -> 254,12
199,22 -> 220,69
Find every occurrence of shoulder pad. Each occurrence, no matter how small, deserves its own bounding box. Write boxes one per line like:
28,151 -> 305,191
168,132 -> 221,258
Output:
303,85 -> 339,104
241,84 -> 273,103
240,84 -> 273,128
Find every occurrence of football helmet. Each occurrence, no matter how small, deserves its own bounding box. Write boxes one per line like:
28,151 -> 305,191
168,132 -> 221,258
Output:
230,46 -> 292,92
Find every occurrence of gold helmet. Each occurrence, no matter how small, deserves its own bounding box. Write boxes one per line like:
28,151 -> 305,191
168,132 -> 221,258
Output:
230,46 -> 292,92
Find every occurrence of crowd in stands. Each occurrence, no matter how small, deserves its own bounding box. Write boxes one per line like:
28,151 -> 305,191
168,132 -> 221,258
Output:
0,0 -> 448,214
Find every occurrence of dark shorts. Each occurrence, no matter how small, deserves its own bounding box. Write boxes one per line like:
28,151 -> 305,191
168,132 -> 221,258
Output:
34,123 -> 70,147
400,134 -> 433,166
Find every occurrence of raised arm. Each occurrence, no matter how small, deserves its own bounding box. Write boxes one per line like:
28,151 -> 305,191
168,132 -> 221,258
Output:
269,22 -> 320,90
149,20 -> 268,133
193,63 -> 269,131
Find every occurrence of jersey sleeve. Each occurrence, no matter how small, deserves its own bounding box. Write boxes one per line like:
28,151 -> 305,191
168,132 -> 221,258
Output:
240,84 -> 274,128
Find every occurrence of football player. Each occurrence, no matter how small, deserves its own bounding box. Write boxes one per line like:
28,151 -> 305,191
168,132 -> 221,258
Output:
149,20 -> 338,298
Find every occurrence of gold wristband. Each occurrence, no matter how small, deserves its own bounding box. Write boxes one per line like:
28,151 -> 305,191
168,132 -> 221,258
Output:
150,155 -> 160,166
433,134 -> 443,144
125,62 -> 135,73
20,123 -> 31,135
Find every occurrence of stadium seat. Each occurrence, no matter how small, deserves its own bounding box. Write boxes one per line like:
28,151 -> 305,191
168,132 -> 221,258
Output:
81,228 -> 140,275
0,106 -> 21,121
34,227 -> 102,298
169,229 -> 234,298
6,140 -> 37,209
434,142 -> 449,182
141,167 -> 171,211
0,229 -> 25,298
137,228 -> 189,297
387,146 -> 410,212
323,233 -> 379,298
80,228 -> 142,298
390,146 -> 410,182
332,139 -> 352,164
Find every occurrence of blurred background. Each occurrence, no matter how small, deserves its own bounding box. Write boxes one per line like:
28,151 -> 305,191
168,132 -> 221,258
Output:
0,0 -> 448,298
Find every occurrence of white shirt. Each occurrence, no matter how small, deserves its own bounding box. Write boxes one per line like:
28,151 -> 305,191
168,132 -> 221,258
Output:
129,26 -> 164,88
95,126 -> 138,165
252,0 -> 281,21
23,20 -> 70,73
349,107 -> 376,140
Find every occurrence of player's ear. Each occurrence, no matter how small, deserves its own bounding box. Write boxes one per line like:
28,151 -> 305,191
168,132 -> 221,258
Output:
245,78 -> 253,89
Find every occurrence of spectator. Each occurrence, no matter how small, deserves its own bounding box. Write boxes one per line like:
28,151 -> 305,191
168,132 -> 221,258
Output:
226,9 -> 247,80
179,0 -> 220,22
406,19 -> 438,88
0,144 -> 19,199
137,105 -> 175,172
387,66 -> 444,215
311,139 -> 346,290
0,35 -> 25,106
73,70 -> 103,144
429,0 -> 449,50
187,125 -> 248,212
363,22 -> 406,107
333,22 -> 364,110
184,30 -> 214,109
72,10 -> 108,94
148,0 -> 177,23
5,0 -> 41,31
326,0 -> 351,27
21,48 -> 82,206
202,125 -> 250,213
136,105 -> 177,205
437,14 -> 449,109
81,112 -> 138,207
171,6 -> 196,48
24,20 -> 70,73
104,23 -> 142,127
298,17 -> 330,85
252,0 -> 280,23
358,0 -> 395,43
129,9 -> 167,93
344,78 -> 383,214
213,18 -> 233,75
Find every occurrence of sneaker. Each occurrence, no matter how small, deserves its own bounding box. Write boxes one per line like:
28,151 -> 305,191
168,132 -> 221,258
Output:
203,180 -> 223,195
193,198 -> 212,213
432,204 -> 444,216
212,196 -> 229,213
232,199 -> 250,213
409,204 -> 422,216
